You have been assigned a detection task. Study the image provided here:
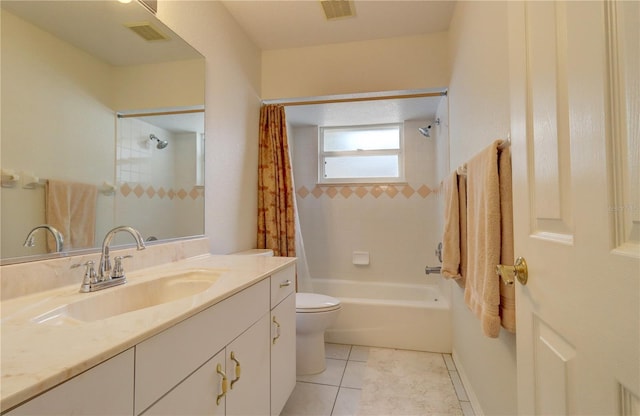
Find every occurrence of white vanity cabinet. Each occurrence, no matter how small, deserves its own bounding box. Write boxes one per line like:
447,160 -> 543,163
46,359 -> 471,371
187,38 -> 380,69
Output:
5,349 -> 134,416
135,278 -> 270,415
143,314 -> 270,416
3,263 -> 297,416
269,267 -> 297,416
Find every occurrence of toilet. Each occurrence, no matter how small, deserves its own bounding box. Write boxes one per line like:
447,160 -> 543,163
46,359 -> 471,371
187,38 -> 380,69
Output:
232,248 -> 341,375
295,292 -> 341,375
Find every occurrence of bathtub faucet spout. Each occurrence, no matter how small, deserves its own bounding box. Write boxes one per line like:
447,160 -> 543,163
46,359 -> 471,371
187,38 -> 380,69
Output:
424,266 -> 441,275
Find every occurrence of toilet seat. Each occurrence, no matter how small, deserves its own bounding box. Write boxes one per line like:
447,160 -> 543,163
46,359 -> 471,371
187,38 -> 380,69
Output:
296,293 -> 341,313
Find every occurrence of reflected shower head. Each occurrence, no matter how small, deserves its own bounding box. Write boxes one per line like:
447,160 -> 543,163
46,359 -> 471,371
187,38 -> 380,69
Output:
418,118 -> 441,138
149,134 -> 168,149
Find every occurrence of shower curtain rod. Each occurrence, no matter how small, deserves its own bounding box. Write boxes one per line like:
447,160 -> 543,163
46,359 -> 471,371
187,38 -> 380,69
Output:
268,91 -> 447,107
117,109 -> 204,118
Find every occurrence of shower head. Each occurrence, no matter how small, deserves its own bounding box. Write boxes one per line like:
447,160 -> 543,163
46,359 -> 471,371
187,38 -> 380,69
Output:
418,118 -> 441,138
418,126 -> 431,138
149,134 -> 168,149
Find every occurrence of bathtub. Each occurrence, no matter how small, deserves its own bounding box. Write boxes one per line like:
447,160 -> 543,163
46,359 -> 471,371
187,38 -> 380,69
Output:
312,278 -> 451,353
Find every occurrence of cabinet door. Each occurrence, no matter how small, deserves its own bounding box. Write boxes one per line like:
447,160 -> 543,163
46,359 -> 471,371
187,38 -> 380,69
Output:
142,349 -> 226,416
270,293 -> 296,416
6,349 -> 134,416
225,314 -> 270,416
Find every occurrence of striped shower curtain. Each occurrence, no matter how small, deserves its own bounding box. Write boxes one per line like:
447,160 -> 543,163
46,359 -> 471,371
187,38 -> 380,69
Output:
257,104 -> 296,257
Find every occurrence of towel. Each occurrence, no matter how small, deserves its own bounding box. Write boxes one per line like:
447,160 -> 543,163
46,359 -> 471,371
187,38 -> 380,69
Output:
498,145 -> 516,333
441,171 -> 466,288
463,140 -> 504,338
45,179 -> 98,251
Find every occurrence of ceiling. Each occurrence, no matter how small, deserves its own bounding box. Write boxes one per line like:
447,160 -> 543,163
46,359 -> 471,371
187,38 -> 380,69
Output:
222,1 -> 455,127
220,0 -> 456,50
1,1 -> 203,66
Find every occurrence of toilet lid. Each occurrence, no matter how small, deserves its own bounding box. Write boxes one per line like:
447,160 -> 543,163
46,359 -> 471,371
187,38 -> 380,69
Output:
296,293 -> 341,313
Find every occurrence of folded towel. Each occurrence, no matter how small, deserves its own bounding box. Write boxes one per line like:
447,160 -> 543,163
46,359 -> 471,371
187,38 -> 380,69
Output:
498,145 -> 516,333
441,171 -> 466,288
464,140 -> 503,338
45,179 -> 98,251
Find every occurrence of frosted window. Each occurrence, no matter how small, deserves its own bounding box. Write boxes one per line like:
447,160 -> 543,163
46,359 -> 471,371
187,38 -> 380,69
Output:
324,155 -> 399,178
323,126 -> 400,151
319,124 -> 404,184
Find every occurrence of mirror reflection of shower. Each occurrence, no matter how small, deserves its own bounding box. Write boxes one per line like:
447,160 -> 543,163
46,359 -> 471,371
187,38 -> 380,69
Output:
149,134 -> 168,149
418,118 -> 440,138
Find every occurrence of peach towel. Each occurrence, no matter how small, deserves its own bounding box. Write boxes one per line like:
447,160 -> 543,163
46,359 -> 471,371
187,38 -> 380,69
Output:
441,171 -> 466,288
45,179 -> 98,251
498,145 -> 516,333
464,140 -> 515,338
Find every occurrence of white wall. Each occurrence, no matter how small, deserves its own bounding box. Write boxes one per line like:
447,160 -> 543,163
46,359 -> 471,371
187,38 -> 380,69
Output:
291,122 -> 442,287
447,2 -> 517,415
262,32 -> 449,99
157,1 -> 262,254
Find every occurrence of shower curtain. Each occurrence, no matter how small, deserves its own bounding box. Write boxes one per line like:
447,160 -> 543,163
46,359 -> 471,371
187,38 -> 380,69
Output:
257,104 -> 296,257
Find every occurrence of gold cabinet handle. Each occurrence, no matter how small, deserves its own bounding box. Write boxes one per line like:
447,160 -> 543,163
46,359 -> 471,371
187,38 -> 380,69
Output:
279,279 -> 292,288
230,351 -> 241,389
272,316 -> 281,344
216,363 -> 228,405
496,257 -> 528,286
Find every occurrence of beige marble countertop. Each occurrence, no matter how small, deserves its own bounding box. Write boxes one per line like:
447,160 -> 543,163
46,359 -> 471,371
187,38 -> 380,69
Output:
0,254 -> 296,412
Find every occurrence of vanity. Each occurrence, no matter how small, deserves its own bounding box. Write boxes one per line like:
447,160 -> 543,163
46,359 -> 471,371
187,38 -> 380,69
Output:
0,239 -> 297,415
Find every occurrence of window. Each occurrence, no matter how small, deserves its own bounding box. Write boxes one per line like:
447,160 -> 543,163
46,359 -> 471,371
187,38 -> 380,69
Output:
318,124 -> 404,184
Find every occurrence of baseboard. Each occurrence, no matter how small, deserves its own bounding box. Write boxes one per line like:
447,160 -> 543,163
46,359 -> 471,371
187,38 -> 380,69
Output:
451,348 -> 484,416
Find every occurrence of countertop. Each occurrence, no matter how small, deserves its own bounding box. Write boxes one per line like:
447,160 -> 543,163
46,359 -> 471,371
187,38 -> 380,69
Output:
0,254 -> 296,412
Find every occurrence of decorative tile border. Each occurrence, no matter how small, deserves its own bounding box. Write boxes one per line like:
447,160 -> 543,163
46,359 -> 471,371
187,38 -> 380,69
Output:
119,183 -> 203,200
296,184 -> 434,199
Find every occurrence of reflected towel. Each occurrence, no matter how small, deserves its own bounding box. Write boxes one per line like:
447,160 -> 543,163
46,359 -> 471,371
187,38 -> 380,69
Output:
441,171 -> 466,288
463,140 -> 503,338
45,179 -> 98,251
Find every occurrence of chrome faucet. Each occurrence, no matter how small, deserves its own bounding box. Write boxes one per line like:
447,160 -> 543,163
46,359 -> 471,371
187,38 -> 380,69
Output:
23,224 -> 64,252
75,226 -> 145,293
98,226 -> 146,280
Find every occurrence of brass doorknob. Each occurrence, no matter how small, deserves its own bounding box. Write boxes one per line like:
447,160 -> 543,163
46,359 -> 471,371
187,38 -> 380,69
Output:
496,257 -> 528,286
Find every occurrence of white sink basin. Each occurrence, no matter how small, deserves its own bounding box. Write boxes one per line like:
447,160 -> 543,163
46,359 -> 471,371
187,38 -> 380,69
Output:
32,269 -> 222,325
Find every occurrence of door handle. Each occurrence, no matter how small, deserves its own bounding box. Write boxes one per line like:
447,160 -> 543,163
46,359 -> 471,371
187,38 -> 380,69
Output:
496,257 -> 528,286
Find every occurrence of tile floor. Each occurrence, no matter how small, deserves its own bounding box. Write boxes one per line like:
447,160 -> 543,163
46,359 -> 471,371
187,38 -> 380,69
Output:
281,344 -> 475,416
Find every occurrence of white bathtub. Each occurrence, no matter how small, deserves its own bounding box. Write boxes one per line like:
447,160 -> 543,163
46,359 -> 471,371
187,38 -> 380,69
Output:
311,278 -> 451,353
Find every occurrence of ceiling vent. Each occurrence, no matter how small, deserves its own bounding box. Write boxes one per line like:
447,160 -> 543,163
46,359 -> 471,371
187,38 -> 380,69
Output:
124,22 -> 169,41
320,0 -> 356,20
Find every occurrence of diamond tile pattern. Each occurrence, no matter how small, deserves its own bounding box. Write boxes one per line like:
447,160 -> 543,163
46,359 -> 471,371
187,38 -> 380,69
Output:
119,183 -> 204,200
296,184 -> 436,199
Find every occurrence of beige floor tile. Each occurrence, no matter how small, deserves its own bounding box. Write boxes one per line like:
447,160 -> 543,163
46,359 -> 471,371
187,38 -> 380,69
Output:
297,358 -> 347,386
348,346 -> 370,362
326,343 -> 351,360
341,361 -> 366,389
332,388 -> 362,416
281,382 -> 339,416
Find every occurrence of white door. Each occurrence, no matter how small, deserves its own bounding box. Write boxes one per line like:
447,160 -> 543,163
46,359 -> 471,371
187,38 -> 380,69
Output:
508,1 -> 639,414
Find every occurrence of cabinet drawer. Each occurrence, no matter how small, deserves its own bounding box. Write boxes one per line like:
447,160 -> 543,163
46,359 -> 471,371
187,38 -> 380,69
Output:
270,265 -> 295,307
6,349 -> 134,416
135,278 -> 269,415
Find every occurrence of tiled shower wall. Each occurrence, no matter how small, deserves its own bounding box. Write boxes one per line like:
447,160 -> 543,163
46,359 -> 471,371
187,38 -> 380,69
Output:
116,117 -> 203,244
291,120 -> 443,286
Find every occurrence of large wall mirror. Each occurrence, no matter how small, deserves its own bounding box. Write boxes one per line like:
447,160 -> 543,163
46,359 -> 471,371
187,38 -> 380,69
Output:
1,1 -> 205,263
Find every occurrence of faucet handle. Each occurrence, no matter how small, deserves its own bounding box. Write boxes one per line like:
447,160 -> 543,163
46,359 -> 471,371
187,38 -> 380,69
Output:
111,255 -> 133,279
72,261 -> 97,292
